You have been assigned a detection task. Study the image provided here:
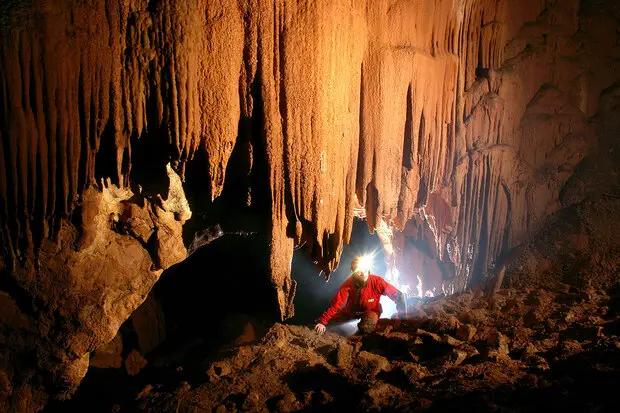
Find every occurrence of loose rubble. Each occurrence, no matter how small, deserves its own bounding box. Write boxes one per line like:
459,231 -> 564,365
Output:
131,285 -> 620,412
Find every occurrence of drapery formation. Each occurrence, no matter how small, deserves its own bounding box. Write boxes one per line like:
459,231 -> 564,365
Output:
1,1 -> 619,407
2,0 -> 616,305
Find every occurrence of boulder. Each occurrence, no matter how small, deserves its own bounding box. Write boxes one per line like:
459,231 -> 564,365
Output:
356,351 -> 390,379
334,341 -> 354,368
487,331 -> 510,358
456,324 -> 478,341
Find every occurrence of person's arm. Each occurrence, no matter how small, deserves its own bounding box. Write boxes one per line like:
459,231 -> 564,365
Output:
381,279 -> 407,316
317,283 -> 349,325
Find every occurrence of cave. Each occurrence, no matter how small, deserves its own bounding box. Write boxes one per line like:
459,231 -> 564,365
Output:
1,0 -> 620,412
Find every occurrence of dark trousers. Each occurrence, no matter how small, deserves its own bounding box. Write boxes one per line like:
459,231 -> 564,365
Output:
328,309 -> 379,334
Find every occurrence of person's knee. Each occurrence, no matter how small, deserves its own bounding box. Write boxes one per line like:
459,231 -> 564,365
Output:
357,313 -> 378,334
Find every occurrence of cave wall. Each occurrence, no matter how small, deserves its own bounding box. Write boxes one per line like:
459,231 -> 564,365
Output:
1,0 -> 619,410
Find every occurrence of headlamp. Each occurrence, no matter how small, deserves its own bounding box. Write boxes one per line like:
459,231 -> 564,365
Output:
353,254 -> 373,273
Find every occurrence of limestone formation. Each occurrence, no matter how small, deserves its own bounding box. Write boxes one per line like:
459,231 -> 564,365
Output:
0,0 -> 619,410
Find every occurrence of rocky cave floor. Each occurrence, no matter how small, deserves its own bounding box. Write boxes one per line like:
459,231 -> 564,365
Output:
60,282 -> 620,413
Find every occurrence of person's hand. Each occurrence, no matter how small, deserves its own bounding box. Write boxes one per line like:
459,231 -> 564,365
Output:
314,323 -> 326,335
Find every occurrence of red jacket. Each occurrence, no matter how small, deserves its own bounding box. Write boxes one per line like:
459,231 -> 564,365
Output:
318,274 -> 400,325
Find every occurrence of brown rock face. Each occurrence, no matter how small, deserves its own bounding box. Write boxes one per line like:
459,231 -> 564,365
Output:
0,178 -> 188,410
0,0 -> 619,410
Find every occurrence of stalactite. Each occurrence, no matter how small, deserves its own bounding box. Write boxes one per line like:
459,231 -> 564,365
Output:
0,0 -> 618,322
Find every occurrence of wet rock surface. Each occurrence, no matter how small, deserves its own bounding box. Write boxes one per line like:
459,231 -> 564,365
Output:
109,286 -> 620,413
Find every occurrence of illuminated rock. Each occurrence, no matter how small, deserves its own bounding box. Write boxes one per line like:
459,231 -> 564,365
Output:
0,0 -> 619,409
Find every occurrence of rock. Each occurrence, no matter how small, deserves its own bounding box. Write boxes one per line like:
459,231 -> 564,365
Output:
119,201 -> 154,244
386,331 -> 411,341
546,318 -> 559,331
487,331 -> 510,358
407,309 -> 429,320
399,363 -> 429,382
580,289 -> 595,302
435,349 -> 469,369
523,343 -> 539,355
154,223 -> 187,270
264,323 -> 292,348
208,361 -> 232,381
56,354 -> 90,400
136,384 -> 153,400
487,331 -> 509,348
334,341 -> 354,368
442,335 -> 463,347
230,346 -> 257,371
559,339 -> 584,358
90,333 -> 123,369
364,382 -> 402,409
356,351 -> 390,379
504,298 -> 521,311
0,0 -> 618,408
214,405 -> 228,413
242,391 -> 262,410
428,315 -> 461,334
525,290 -> 554,307
275,393 -> 302,413
161,163 -> 192,222
0,185 -> 163,408
301,391 -> 313,406
456,324 -> 478,341
301,390 -> 333,406
374,318 -> 393,334
523,310 -> 542,328
457,343 -> 480,359
456,309 -> 488,326
318,390 -> 334,404
125,350 -> 148,376
233,321 -> 257,345
522,354 -> 550,371
525,295 -> 543,306
416,329 -> 442,344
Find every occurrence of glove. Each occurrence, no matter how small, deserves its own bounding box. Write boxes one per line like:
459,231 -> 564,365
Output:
314,323 -> 326,335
